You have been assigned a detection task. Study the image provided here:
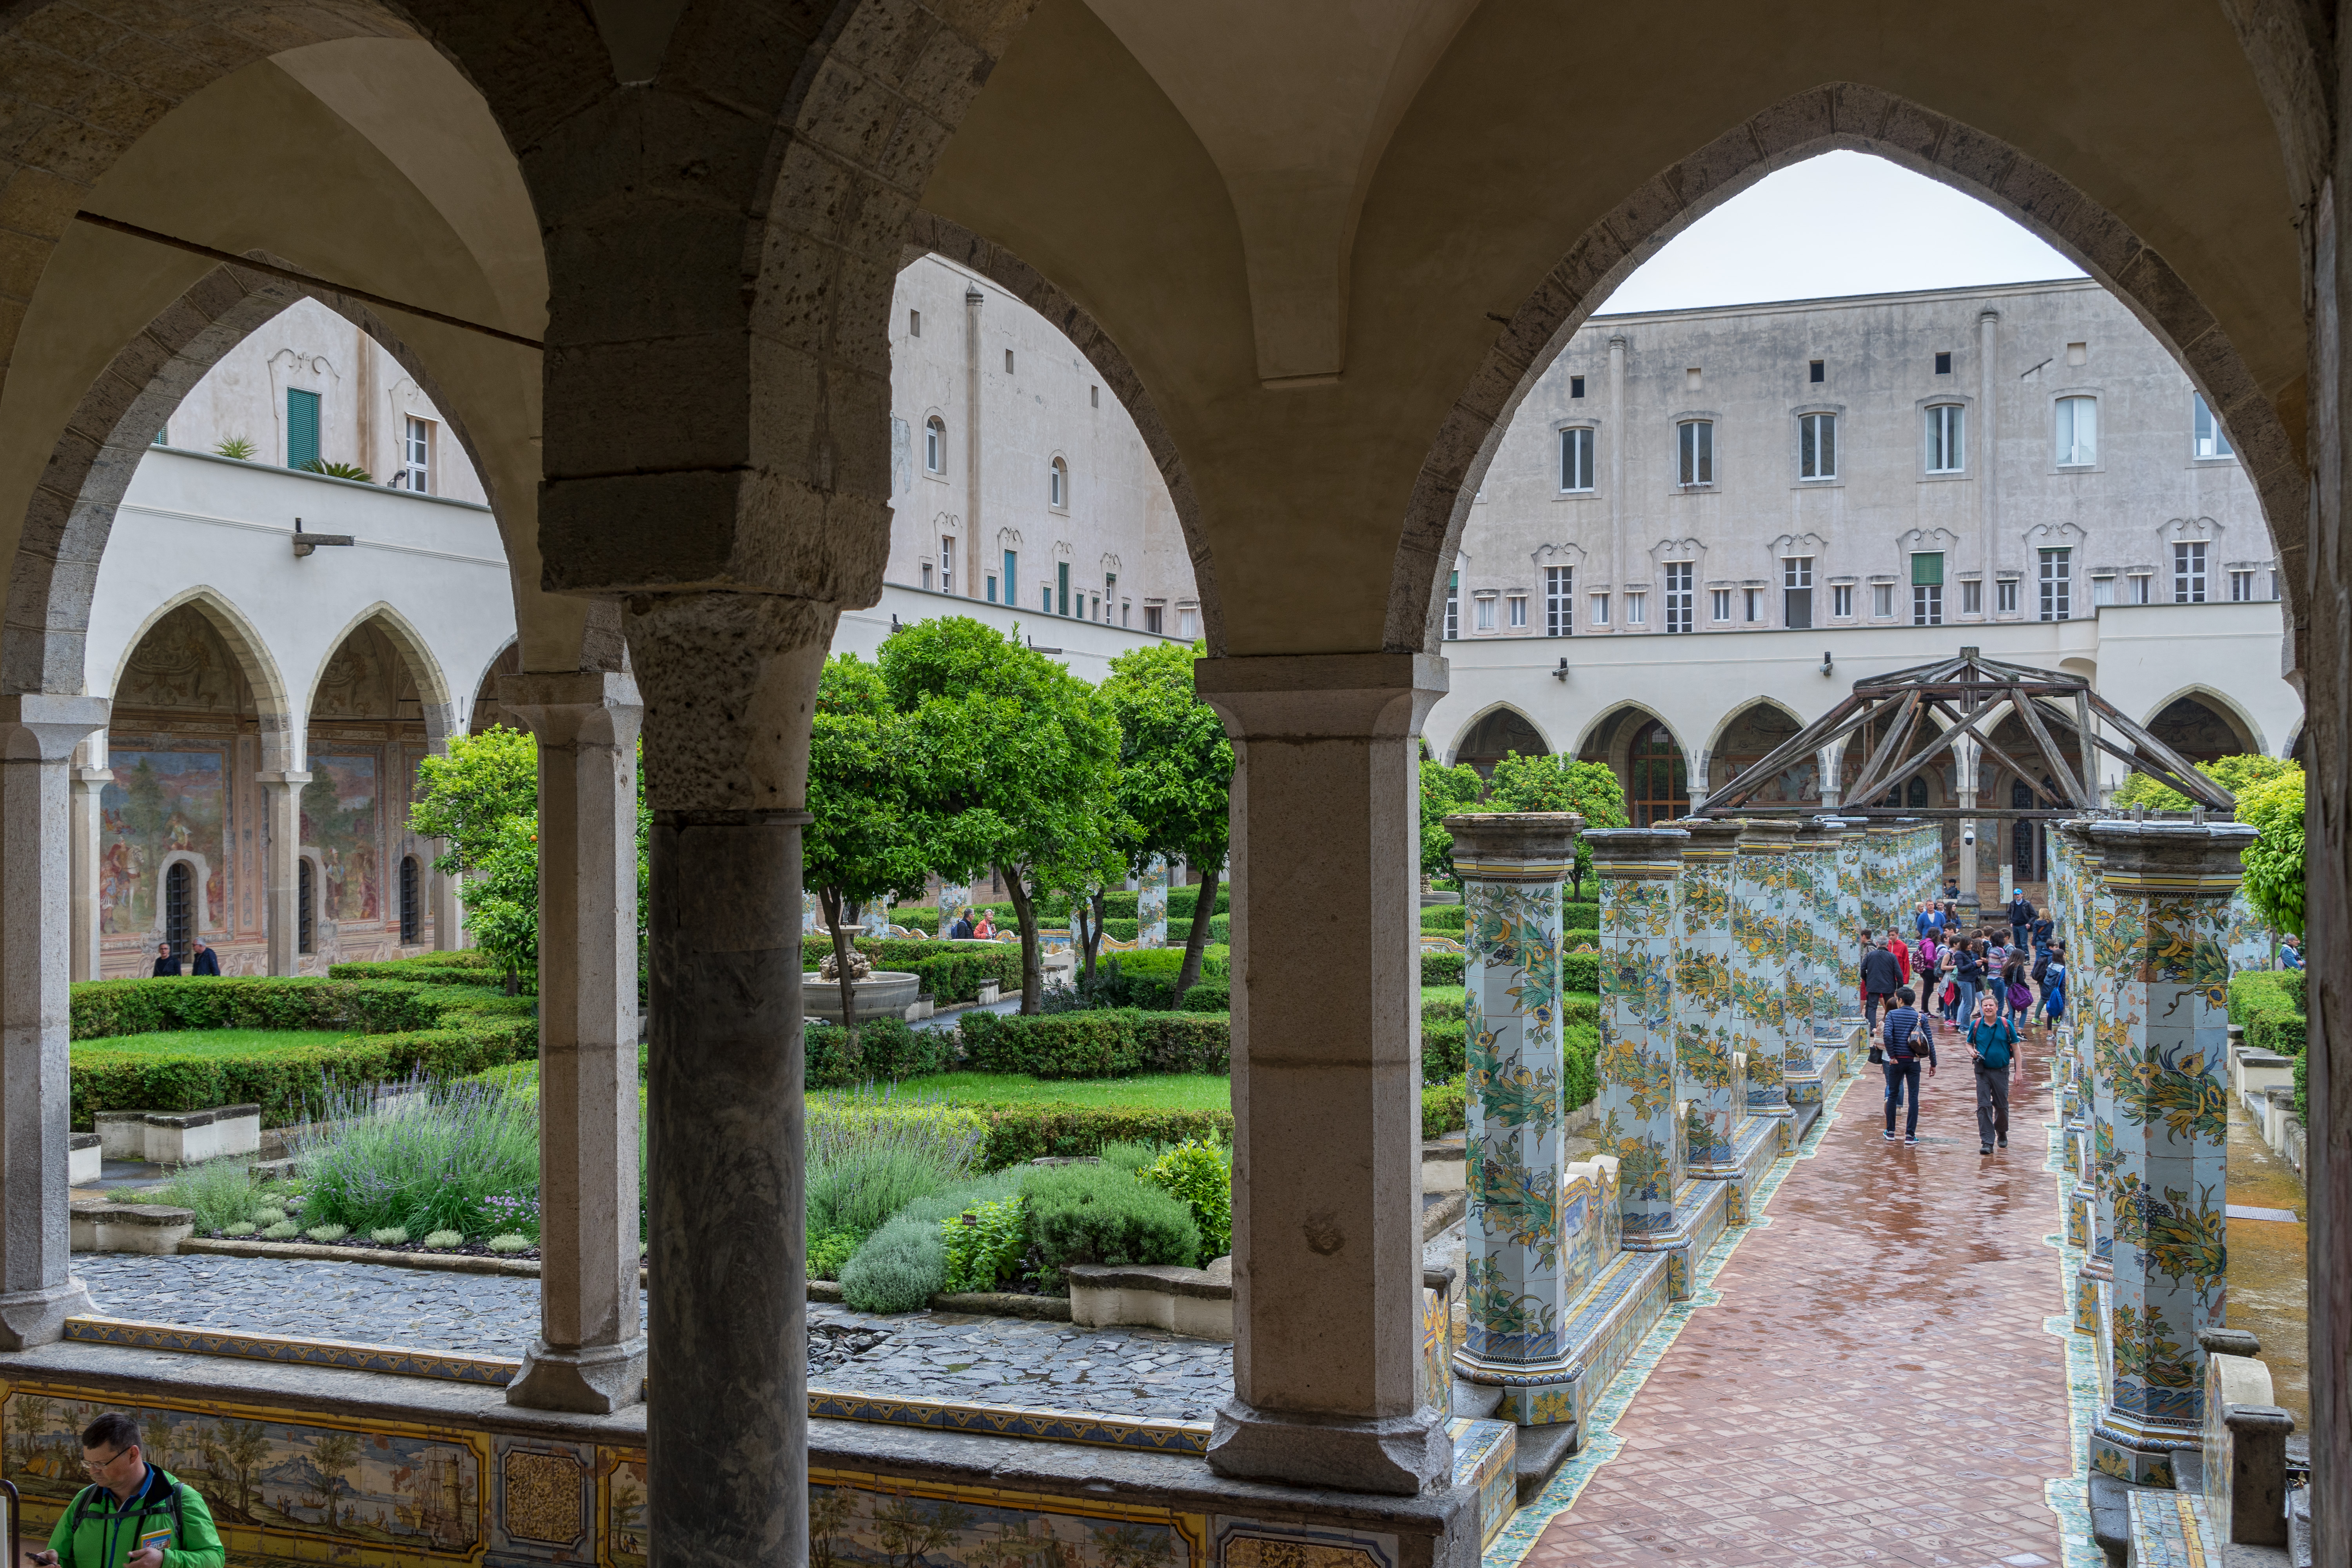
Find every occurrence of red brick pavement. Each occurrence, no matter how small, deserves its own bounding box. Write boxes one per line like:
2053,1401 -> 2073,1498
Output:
1522,1034 -> 2074,1568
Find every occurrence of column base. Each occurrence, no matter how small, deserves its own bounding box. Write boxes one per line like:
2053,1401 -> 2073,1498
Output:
506,1338 -> 647,1414
1746,1097 -> 1798,1152
0,1277 -> 94,1350
2075,1254 -> 2111,1336
1621,1176 -> 1732,1301
1687,1114 -> 1780,1226
1455,1245 -> 1675,1431
1206,1399 -> 1450,1495
2091,1408 -> 2199,1489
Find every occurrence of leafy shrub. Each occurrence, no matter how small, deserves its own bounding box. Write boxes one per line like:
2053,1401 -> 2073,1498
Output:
808,1229 -> 860,1281
1421,1078 -> 1467,1139
840,1173 -> 1022,1313
803,1016 -> 954,1089
304,1223 -> 348,1242
2285,969 -> 2308,1012
261,1221 -> 300,1240
1420,904 -> 1467,933
940,1196 -> 1028,1292
807,1145 -> 969,1241
488,1234 -> 532,1253
1564,952 -> 1598,993
1563,1022 -> 1600,1111
1421,1020 -> 1465,1085
296,1076 -> 540,1240
1423,954 -> 1463,987
423,1230 -> 463,1249
808,1086 -> 987,1152
370,1227 -> 409,1246
960,1009 -> 1229,1078
252,1207 -> 287,1226
1180,983 -> 1228,1013
157,1157 -> 271,1233
1023,1162 -> 1200,1278
976,1105 -> 1234,1170
2294,1049 -> 2308,1122
222,1222 -> 255,1238
1137,1140 -> 1232,1257
2229,971 -> 2306,1056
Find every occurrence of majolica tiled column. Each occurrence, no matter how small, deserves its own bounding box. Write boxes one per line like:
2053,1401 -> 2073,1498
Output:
1449,811 -> 1583,1428
1733,820 -> 1798,1123
1672,818 -> 1745,1176
2061,822 -> 2120,1336
1833,820 -> 1867,1023
1138,857 -> 1169,948
1587,826 -> 1690,1242
2222,887 -> 2272,972
2085,819 -> 2254,1487
1864,824 -> 1899,951
1790,821 -> 1841,1062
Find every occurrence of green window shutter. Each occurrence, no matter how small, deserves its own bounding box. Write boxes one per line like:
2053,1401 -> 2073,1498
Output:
286,388 -> 321,470
1911,552 -> 1944,587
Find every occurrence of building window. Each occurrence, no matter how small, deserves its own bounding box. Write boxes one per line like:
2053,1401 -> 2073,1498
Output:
1626,591 -> 1648,627
297,858 -> 315,956
1711,588 -> 1733,622
153,426 -> 167,446
400,856 -> 421,945
1935,351 -> 1953,375
1042,583 -> 1052,612
1570,375 -> 1586,398
1662,563 -> 1692,633
1677,420 -> 1713,486
938,538 -> 954,595
1926,404 -> 1964,474
1544,566 -> 1572,636
909,309 -> 921,337
1832,583 -> 1853,619
1445,572 -> 1459,640
921,561 -> 933,590
2193,393 -> 2233,459
164,861 -> 193,960
1057,561 -> 1071,616
1783,556 -> 1813,630
1145,603 -> 1163,635
1590,593 -> 1610,626
1808,359 -> 1825,384
1962,578 -> 1983,615
1560,427 -> 1595,491
1002,549 -> 1017,604
1798,412 -> 1836,479
1475,595 -> 1496,632
2174,541 -> 2207,603
1998,578 -> 2019,615
2230,569 -> 2256,602
1122,600 -> 1131,626
286,387 -> 321,470
1104,572 -> 1116,617
1872,583 -> 1894,619
1176,605 -> 1199,639
2040,548 -> 2073,621
2129,572 -> 2152,604
2092,574 -> 2116,607
985,573 -> 998,603
1005,349 -> 1015,374
1738,587 -> 1760,622
1911,552 -> 1944,625
1049,457 -> 1068,508
400,416 -> 432,492
926,417 -> 946,474
2055,396 -> 2098,466
1502,594 -> 1525,629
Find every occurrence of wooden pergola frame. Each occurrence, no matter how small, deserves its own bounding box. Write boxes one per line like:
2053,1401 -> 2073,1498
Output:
1697,646 -> 2236,819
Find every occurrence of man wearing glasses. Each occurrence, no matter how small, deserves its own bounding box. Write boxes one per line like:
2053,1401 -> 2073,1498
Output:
31,1412 -> 223,1568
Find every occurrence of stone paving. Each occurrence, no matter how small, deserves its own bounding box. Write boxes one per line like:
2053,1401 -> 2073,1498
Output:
71,1254 -> 1239,1422
1515,1037 -> 2078,1568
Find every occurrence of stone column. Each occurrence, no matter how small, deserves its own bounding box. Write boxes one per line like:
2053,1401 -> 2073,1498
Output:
1447,810 -> 1581,1428
257,770 -> 310,975
1587,826 -> 1689,1239
2085,819 -> 2254,1486
1833,821 -> 1867,1023
629,593 -> 831,1568
1734,820 -> 1798,1121
432,864 -> 465,951
503,671 -> 648,1414
1196,652 -> 1449,1495
0,695 -> 107,1346
1672,818 -> 1744,1174
68,766 -> 109,982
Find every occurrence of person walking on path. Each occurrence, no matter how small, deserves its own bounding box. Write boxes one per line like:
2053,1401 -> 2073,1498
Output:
188,940 -> 219,976
1860,936 -> 1904,1034
31,1410 -> 225,1568
2040,945 -> 2067,1034
2006,890 -> 2036,960
2002,954 -> 2032,1030
1885,928 -> 1911,988
1879,985 -> 1935,1144
1950,938 -> 1983,1031
148,942 -> 178,978
1965,994 -> 2020,1155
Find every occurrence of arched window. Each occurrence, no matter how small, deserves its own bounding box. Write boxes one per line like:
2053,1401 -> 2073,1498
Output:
164,862 -> 193,960
298,859 -> 315,956
400,856 -> 421,946
924,417 -> 945,474
1049,457 -> 1068,508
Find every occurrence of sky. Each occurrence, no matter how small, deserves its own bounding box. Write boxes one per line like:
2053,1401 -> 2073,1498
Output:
1594,151 -> 2085,316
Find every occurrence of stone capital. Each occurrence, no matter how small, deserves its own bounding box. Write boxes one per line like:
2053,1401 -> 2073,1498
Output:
253,770 -> 312,790
0,695 -> 108,762
1668,816 -> 1745,857
1444,810 -> 1581,873
1193,652 -> 1446,740
1737,818 -> 1801,851
1583,825 -> 1689,875
623,592 -> 835,811
2082,819 -> 2257,891
499,670 -> 646,748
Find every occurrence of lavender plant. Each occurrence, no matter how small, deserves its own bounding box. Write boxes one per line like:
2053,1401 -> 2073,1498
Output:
294,1073 -> 540,1241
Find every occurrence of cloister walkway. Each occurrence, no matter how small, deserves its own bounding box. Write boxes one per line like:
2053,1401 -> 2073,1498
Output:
1510,1045 -> 2080,1568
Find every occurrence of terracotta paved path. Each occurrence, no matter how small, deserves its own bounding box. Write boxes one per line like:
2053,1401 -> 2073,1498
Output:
1523,1038 -> 2074,1568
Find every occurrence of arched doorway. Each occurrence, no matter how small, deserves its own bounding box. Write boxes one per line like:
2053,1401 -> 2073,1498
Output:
2145,693 -> 2256,763
1454,706 -> 1548,777
1628,722 -> 1691,826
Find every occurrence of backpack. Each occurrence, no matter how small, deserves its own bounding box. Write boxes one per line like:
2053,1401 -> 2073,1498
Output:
2008,980 -> 2032,1011
65,1474 -> 189,1557
1973,1018 -> 2015,1071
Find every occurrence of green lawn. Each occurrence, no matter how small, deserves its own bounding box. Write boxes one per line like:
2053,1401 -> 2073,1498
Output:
73,1028 -> 358,1059
881,1073 -> 1231,1111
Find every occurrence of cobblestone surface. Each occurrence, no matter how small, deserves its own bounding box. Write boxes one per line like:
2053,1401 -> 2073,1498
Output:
73,1255 -> 1238,1421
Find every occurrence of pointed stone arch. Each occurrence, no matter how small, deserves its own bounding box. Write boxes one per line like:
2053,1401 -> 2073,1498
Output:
2141,683 -> 2266,762
303,601 -> 459,750
1446,702 -> 1553,775
103,586 -> 296,773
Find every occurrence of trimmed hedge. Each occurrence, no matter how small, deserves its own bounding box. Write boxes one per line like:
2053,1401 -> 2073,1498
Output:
960,1009 -> 1230,1078
69,976 -> 536,1129
1423,953 -> 1463,986
1421,904 -> 1467,933
1421,1079 -> 1466,1139
1180,982 -> 1228,1013
804,1018 -> 956,1088
2229,971 -> 2307,1057
976,1105 -> 1234,1170
800,936 -> 1022,1004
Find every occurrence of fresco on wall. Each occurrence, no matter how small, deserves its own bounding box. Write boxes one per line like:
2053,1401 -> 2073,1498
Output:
100,751 -> 227,934
116,605 -> 250,713
302,756 -> 380,921
2,1391 -> 481,1558
312,623 -> 409,720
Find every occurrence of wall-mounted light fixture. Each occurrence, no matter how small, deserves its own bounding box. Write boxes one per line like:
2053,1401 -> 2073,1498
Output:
1820,650 -> 1835,677
1552,657 -> 1570,682
290,517 -> 354,559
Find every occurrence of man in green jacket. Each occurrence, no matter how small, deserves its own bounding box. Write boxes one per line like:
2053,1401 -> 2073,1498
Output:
32,1412 -> 225,1568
